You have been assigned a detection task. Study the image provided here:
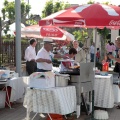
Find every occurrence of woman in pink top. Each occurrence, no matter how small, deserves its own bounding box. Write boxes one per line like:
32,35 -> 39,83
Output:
106,41 -> 115,66
105,41 -> 113,54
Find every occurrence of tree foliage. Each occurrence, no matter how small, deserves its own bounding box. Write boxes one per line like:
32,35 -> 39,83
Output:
72,29 -> 88,42
97,28 -> 110,60
42,0 -> 70,18
1,0 -> 41,36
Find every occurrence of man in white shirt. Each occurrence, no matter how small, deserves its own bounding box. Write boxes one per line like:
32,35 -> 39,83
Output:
36,37 -> 68,72
24,38 -> 37,75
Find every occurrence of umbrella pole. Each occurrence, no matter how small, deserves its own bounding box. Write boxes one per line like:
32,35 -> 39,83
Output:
85,28 -> 97,120
91,28 -> 97,119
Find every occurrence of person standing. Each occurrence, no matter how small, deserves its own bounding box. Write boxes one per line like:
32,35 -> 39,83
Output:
106,41 -> 116,66
35,37 -> 68,72
96,48 -> 100,62
106,41 -> 113,54
108,36 -> 120,109
24,38 -> 37,75
72,40 -> 86,63
90,42 -> 95,62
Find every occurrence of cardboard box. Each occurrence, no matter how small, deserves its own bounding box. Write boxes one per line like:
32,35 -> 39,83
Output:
29,72 -> 55,88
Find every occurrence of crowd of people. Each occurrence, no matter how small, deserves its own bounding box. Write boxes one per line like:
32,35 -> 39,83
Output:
24,38 -> 86,74
24,36 -> 120,75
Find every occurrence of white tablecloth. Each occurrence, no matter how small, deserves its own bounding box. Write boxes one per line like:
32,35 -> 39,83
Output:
113,85 -> 120,103
94,74 -> 114,108
23,86 -> 76,119
21,76 -> 30,89
7,77 -> 24,102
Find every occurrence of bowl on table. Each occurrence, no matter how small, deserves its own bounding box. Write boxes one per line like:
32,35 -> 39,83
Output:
100,71 -> 108,76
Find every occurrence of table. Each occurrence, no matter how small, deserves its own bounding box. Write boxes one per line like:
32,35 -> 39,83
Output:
7,77 -> 25,102
94,74 -> 114,108
23,86 -> 76,120
108,72 -> 120,103
0,80 -> 11,108
113,85 -> 120,103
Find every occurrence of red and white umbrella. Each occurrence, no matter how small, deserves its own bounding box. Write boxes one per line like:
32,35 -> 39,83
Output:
21,25 -> 74,40
39,3 -> 120,29
40,26 -> 74,41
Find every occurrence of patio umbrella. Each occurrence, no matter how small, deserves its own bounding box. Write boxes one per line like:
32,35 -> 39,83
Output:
39,3 -> 120,119
40,25 -> 74,41
21,25 -> 74,40
39,3 -> 120,29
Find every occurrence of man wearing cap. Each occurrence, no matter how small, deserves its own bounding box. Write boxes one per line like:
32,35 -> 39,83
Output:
24,38 -> 37,75
36,37 -> 68,72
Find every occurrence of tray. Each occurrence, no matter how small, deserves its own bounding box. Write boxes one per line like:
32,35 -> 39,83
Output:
58,59 -> 74,62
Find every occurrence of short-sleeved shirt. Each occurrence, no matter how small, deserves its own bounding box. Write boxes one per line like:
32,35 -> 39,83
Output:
24,45 -> 36,61
90,45 -> 95,54
35,47 -> 54,70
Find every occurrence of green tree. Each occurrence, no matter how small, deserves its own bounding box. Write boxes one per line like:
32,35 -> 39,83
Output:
42,0 -> 70,18
97,28 -> 110,60
1,0 -> 41,36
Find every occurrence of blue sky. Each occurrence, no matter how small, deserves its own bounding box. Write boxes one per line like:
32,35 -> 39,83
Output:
0,0 -> 120,16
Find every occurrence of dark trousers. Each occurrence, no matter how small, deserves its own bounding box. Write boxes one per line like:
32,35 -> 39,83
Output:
90,53 -> 94,62
26,61 -> 37,75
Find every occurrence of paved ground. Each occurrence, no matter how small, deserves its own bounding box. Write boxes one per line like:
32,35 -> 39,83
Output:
0,103 -> 120,120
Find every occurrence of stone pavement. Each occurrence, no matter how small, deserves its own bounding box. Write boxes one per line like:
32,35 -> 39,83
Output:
0,103 -> 120,120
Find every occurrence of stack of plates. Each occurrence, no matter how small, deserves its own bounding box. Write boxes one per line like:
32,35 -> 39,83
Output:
58,59 -> 74,62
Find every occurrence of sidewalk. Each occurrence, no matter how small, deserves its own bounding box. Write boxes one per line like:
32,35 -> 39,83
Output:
0,103 -> 120,120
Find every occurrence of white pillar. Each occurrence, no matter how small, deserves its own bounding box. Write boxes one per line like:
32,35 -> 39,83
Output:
111,30 -> 119,43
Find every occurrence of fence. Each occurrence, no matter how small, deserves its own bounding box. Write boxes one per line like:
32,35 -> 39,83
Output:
0,39 -> 41,67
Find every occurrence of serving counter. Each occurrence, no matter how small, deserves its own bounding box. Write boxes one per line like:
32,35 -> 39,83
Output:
94,74 -> 114,108
23,86 -> 76,120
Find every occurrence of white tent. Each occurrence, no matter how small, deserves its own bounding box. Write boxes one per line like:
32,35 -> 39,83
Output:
2,23 -> 25,36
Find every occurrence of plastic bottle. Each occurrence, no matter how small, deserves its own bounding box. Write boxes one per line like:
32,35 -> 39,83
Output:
102,62 -> 109,72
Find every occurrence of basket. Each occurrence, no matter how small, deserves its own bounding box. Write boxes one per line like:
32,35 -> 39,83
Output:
47,114 -> 63,120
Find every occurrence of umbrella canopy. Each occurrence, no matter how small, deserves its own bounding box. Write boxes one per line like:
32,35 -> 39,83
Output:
40,26 -> 74,41
21,25 -> 41,38
39,3 -> 120,29
21,25 -> 74,40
